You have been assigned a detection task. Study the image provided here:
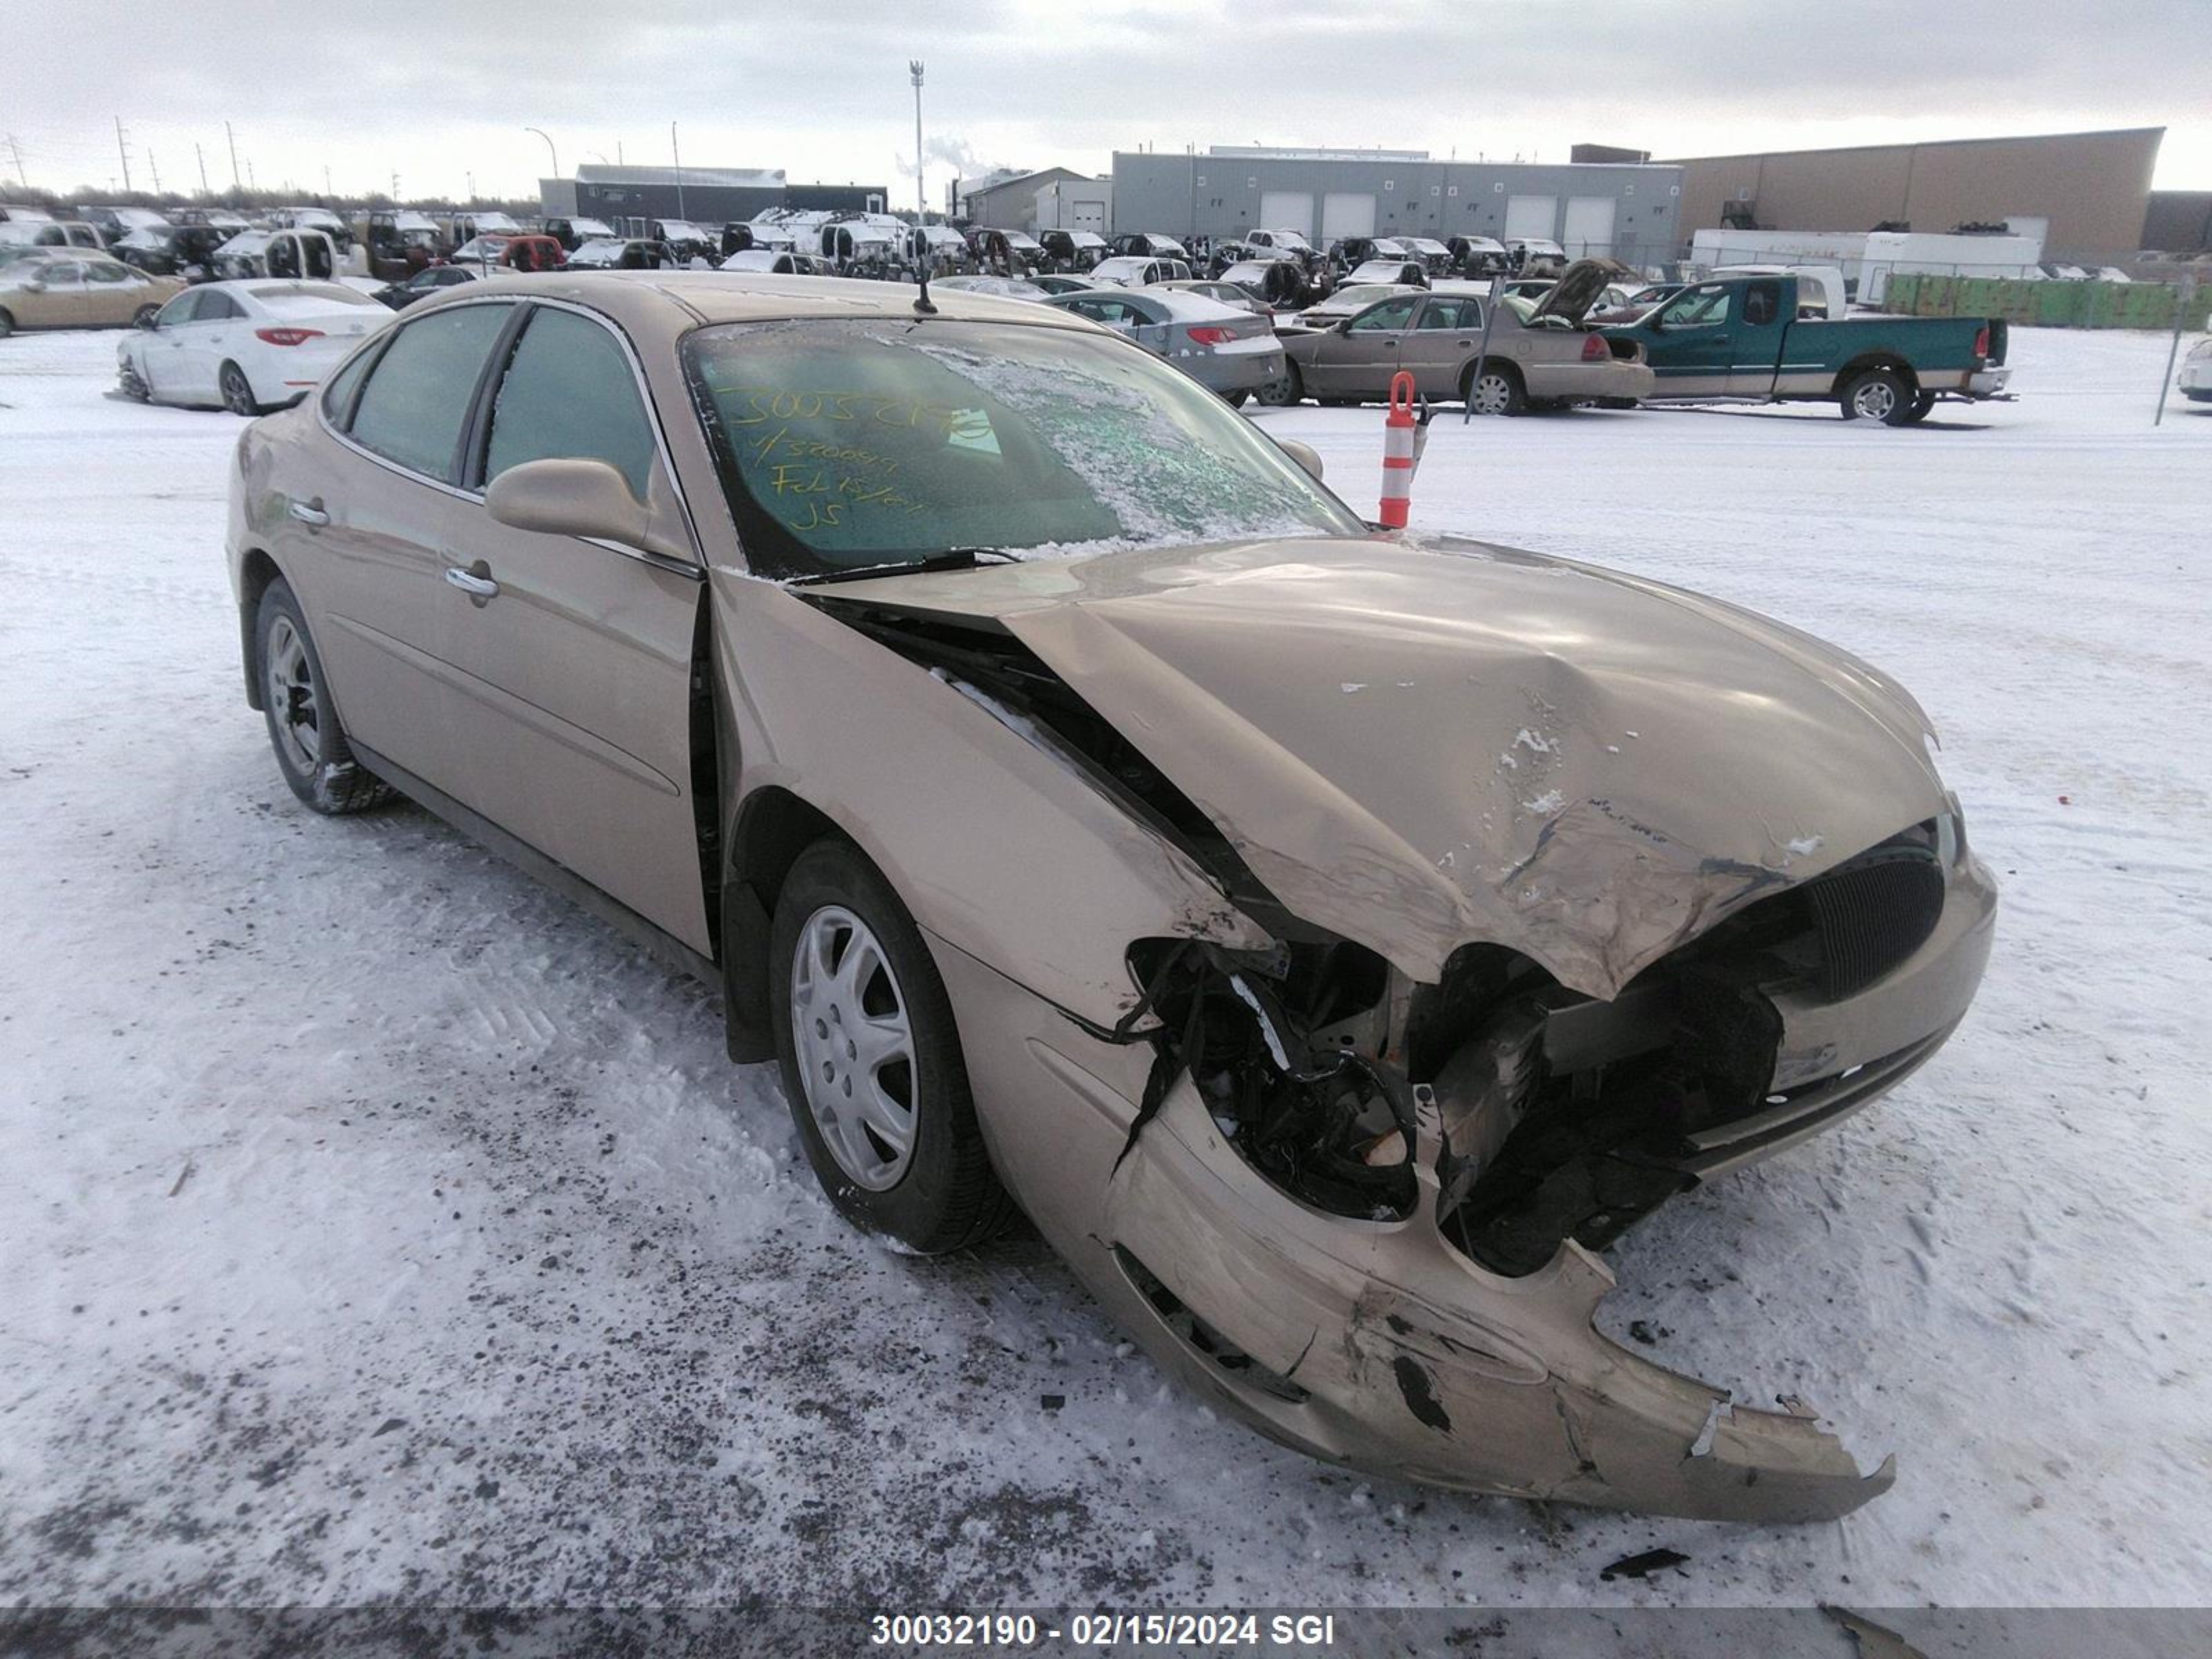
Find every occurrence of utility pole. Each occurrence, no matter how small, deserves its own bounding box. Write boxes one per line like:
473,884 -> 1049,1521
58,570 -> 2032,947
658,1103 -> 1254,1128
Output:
910,60 -> 926,219
391,171 -> 401,200
671,122 -> 684,221
6,134 -> 27,190
324,165 -> 332,198
196,142 -> 208,194
115,118 -> 133,192
149,151 -> 162,194
225,122 -> 240,189
246,158 -> 256,191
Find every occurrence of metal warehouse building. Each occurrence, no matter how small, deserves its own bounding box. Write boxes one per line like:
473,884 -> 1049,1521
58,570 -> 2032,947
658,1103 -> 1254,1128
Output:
538,165 -> 890,227
1109,147 -> 1685,264
1665,128 -> 2166,259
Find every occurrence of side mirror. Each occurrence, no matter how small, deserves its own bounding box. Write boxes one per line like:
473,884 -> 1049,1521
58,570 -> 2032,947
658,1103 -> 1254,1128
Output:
485,458 -> 687,561
135,310 -> 158,330
1275,437 -> 1325,484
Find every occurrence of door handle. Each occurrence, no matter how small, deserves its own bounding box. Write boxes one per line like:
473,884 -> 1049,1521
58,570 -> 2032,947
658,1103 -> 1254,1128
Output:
443,562 -> 500,602
288,498 -> 330,527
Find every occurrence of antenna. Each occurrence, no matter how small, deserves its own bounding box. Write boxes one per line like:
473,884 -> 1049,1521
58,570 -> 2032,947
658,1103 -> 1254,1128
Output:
914,262 -> 936,315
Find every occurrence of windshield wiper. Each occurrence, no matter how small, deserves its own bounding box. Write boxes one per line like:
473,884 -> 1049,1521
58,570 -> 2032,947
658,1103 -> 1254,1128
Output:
791,548 -> 1024,586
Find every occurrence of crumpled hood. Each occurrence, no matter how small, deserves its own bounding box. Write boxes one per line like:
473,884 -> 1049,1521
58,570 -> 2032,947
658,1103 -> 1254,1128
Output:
823,533 -> 1950,998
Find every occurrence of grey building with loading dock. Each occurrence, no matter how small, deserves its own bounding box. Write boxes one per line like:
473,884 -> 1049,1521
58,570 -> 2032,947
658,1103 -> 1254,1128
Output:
538,165 -> 890,230
1109,147 -> 1684,265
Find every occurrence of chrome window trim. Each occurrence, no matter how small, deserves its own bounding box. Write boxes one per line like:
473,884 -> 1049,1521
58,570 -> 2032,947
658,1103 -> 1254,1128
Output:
315,292 -> 706,579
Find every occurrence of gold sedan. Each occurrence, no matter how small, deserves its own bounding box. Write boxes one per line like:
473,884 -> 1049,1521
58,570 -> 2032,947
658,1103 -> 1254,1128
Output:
0,248 -> 185,337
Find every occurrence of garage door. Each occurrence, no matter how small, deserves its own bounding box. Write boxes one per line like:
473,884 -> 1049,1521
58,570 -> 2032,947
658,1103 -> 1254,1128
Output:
1259,191 -> 1315,238
1321,192 -> 1376,240
1563,197 -> 1617,259
1503,196 -> 1557,240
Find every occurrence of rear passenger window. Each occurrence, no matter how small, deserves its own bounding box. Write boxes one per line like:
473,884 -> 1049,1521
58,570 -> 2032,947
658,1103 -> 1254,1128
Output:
482,308 -> 656,500
321,340 -> 379,424
348,303 -> 514,482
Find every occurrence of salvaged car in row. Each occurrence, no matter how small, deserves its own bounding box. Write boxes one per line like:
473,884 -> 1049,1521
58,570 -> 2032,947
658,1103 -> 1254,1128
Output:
1042,286 -> 1286,404
0,247 -> 182,337
1266,261 -> 1654,412
227,273 -> 1994,1521
120,279 -> 391,413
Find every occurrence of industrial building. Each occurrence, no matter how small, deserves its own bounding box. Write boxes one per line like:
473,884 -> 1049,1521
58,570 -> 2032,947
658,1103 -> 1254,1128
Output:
1109,147 -> 1684,263
537,165 -> 889,228
1664,128 -> 2165,260
951,166 -> 1107,227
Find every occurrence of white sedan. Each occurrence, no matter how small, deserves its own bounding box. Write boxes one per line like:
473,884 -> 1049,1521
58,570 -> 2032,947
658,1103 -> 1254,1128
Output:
2181,338 -> 2212,404
117,280 -> 392,415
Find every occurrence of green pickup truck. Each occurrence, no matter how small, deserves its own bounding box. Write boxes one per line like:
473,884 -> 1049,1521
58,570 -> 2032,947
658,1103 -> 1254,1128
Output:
1605,271 -> 2012,424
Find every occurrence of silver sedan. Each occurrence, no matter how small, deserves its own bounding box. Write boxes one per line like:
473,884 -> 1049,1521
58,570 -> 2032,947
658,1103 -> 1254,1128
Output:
1042,287 -> 1286,405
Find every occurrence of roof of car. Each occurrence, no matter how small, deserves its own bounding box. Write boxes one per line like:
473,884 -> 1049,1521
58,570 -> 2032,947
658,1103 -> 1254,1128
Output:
406,270 -> 1102,337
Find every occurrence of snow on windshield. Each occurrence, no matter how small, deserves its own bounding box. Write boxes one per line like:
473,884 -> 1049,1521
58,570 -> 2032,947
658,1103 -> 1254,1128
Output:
682,317 -> 1359,580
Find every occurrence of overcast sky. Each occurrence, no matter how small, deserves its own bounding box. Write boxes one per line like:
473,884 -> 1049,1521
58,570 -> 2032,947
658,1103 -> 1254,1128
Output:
9,0 -> 2210,204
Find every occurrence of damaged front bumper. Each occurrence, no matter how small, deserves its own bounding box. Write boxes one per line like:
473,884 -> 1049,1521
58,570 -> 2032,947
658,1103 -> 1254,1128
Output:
928,844 -> 1996,1524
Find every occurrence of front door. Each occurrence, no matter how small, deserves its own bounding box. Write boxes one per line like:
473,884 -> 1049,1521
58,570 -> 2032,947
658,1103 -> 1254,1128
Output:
1724,279 -> 1790,396
420,301 -> 713,953
1307,292 -> 1417,398
1640,281 -> 1736,397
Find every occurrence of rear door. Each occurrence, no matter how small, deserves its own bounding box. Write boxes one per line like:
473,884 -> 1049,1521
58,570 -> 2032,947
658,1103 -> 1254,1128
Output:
1640,281 -> 1736,397
1305,293 -> 1417,397
421,301 -> 712,953
284,299 -> 521,796
28,260 -> 91,327
1724,279 -> 1790,395
176,288 -> 252,402
1401,295 -> 1483,400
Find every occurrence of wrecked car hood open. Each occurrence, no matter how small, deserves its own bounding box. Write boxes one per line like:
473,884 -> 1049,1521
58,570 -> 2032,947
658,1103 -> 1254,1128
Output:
811,533 -> 1950,1000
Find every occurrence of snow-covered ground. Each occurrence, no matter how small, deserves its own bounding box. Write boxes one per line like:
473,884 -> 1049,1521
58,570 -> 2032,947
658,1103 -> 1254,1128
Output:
2,324 -> 2209,1614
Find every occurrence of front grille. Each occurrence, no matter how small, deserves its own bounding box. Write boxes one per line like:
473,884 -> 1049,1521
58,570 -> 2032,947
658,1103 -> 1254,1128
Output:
1802,833 -> 1944,997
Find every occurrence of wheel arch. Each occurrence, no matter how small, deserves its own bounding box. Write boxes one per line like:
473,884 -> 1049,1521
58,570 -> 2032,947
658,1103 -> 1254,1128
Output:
1832,352 -> 1920,397
720,784 -> 863,1062
237,547 -> 284,710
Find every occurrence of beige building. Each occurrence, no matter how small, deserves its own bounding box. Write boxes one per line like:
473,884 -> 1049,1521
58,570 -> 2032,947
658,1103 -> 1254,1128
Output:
1667,127 -> 2164,258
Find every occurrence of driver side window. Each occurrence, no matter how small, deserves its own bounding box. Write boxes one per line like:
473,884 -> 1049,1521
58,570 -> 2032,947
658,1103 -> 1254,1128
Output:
156,290 -> 201,328
1351,296 -> 1418,332
1656,284 -> 1730,328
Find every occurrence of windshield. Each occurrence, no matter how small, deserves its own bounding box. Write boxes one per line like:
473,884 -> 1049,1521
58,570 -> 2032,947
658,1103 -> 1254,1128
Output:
681,317 -> 1362,582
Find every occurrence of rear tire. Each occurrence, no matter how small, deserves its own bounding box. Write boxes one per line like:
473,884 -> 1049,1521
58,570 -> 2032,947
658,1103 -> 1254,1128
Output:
1839,367 -> 1911,424
255,579 -> 393,816
1254,363 -> 1303,406
0,308 -> 15,340
1463,360 -> 1525,416
220,361 -> 261,417
769,841 -> 1016,1255
1901,392 -> 1938,424
1224,389 -> 1250,409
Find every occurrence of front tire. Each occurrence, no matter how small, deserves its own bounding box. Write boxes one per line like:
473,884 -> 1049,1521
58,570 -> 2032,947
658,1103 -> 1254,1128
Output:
769,841 -> 1015,1254
221,361 -> 261,417
118,362 -> 150,402
255,579 -> 393,815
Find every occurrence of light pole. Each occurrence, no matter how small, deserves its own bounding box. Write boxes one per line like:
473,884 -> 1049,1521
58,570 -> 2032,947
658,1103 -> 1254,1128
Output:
525,126 -> 558,181
671,121 -> 685,223
910,61 -> 926,219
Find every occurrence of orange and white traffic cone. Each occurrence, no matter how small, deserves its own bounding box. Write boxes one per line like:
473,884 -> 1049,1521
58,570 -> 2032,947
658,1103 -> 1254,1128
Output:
1378,370 -> 1421,528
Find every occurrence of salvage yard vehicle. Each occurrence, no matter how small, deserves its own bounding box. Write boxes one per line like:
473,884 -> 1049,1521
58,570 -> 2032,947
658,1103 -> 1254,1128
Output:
1089,254 -> 1192,288
1154,276 -> 1275,320
0,218 -> 104,251
1448,234 -> 1508,276
371,263 -> 486,309
1293,280 -> 1420,328
1038,228 -> 1107,271
451,233 -> 565,272
1264,263 -> 1653,412
2180,337 -> 2212,402
567,236 -> 677,270
79,205 -> 170,247
544,216 -> 616,251
935,274 -> 1051,300
110,223 -> 230,281
1609,270 -> 2011,423
359,210 -> 447,281
0,248 -> 182,337
120,278 -> 389,412
1343,257 -> 1428,289
211,228 -> 339,283
1109,232 -> 1190,261
227,272 -> 1994,1522
1042,286 -> 1286,404
1506,236 -> 1566,274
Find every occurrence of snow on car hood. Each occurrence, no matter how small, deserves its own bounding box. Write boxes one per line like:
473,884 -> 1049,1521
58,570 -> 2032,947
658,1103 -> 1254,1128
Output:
820,533 -> 1949,998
